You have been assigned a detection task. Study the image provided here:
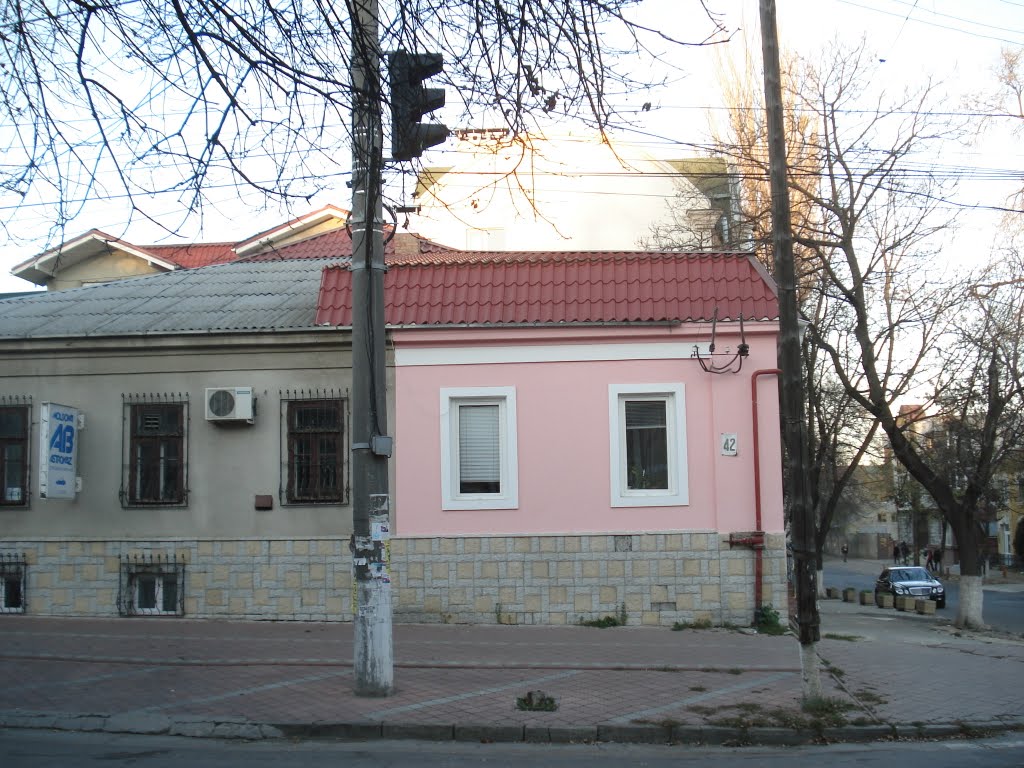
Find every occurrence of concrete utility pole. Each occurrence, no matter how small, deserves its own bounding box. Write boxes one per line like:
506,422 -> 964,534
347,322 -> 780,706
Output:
349,0 -> 394,696
758,0 -> 821,699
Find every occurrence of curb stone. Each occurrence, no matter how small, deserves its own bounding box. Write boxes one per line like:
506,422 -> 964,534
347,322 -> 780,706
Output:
382,723 -> 454,740
2,713 -> 1023,745
596,724 -> 671,744
104,713 -> 171,735
454,724 -> 525,742
695,725 -> 750,745
546,726 -> 598,743
742,727 -> 809,746
821,725 -> 896,742
272,722 -> 383,740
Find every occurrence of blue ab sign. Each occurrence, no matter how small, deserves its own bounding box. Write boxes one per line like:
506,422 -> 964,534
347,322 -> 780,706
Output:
39,402 -> 80,500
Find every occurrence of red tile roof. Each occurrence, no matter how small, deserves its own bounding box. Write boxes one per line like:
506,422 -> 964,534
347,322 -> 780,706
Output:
143,242 -> 237,269
315,251 -> 778,327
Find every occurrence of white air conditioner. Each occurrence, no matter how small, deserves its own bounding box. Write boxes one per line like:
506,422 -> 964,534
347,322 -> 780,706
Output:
205,387 -> 255,423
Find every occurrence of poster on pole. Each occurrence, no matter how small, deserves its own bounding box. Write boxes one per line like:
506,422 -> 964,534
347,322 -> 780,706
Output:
39,402 -> 80,500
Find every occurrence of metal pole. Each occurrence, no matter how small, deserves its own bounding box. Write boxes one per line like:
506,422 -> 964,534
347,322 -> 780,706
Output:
758,0 -> 821,697
349,0 -> 393,696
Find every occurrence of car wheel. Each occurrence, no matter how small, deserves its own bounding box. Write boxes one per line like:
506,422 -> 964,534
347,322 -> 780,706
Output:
936,599 -> 945,609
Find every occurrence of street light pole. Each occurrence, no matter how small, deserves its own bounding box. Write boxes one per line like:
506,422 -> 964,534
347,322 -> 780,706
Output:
758,0 -> 821,699
349,0 -> 393,696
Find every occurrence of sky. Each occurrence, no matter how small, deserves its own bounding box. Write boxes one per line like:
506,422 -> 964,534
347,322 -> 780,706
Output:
1,0 -> 1022,293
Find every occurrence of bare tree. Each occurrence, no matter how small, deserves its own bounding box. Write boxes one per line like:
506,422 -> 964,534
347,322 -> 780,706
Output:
789,40 -> 1024,628
0,1 -> 728,245
803,287 -> 881,594
707,36 -> 823,273
679,36 -> 879,592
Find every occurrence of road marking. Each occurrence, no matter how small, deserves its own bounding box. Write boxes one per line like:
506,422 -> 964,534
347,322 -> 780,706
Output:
608,671 -> 796,724
365,670 -> 581,718
131,669 -> 353,713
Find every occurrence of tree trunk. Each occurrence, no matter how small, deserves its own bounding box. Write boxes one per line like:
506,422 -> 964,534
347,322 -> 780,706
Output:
952,517 -> 986,629
799,642 -> 823,701
816,568 -> 826,598
958,575 -> 985,630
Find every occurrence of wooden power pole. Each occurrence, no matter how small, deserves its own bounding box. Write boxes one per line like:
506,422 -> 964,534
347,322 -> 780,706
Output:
758,0 -> 822,699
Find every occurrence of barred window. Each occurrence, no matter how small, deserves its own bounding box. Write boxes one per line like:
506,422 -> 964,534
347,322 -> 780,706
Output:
286,399 -> 345,503
128,403 -> 186,505
0,406 -> 29,507
0,553 -> 27,613
118,555 -> 185,617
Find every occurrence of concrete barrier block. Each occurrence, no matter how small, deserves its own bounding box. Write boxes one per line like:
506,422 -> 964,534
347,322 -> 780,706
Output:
826,587 -> 840,599
875,592 -> 893,608
915,598 -> 936,615
895,595 -> 914,611
859,590 -> 873,605
842,588 -> 856,603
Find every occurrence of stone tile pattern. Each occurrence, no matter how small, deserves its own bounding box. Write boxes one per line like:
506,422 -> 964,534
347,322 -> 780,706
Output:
3,533 -> 786,626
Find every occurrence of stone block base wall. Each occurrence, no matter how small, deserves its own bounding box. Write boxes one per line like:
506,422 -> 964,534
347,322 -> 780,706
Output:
1,532 -> 786,627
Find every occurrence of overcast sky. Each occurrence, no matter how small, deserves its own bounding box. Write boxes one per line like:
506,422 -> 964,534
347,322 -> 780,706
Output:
2,0 -> 1021,292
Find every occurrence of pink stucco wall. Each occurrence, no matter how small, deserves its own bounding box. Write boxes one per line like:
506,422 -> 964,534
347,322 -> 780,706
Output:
392,325 -> 784,538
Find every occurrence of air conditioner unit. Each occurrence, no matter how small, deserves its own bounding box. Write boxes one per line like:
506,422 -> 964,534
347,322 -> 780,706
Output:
205,387 -> 255,424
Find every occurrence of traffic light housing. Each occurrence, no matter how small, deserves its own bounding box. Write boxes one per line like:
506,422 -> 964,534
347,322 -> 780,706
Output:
388,51 -> 449,161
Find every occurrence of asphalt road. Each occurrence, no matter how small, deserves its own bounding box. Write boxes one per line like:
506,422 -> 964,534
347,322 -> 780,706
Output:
823,559 -> 1024,635
3,730 -> 1024,768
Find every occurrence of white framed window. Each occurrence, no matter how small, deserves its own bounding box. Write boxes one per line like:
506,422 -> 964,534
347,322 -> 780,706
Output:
440,387 -> 518,510
133,573 -> 179,615
609,383 -> 688,507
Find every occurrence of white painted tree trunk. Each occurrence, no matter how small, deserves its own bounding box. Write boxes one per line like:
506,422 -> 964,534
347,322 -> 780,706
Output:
956,574 -> 986,630
816,568 -> 826,598
799,642 -> 823,701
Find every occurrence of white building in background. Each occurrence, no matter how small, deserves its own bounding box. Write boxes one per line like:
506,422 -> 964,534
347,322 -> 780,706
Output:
408,130 -> 742,252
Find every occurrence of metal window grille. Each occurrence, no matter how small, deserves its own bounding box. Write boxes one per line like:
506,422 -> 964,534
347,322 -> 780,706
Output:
0,398 -> 31,507
117,554 -> 186,617
120,394 -> 189,507
0,552 -> 27,613
280,391 -> 349,505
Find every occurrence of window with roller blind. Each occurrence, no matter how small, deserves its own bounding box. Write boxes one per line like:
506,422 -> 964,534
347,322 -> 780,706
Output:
440,387 -> 518,510
608,383 -> 688,507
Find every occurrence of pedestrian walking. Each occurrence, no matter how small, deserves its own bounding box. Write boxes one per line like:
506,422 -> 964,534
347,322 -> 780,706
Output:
900,541 -> 909,565
893,543 -> 900,564
925,549 -> 934,571
841,543 -> 849,563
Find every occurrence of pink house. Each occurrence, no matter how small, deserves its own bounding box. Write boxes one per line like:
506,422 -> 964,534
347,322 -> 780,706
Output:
317,249 -> 786,627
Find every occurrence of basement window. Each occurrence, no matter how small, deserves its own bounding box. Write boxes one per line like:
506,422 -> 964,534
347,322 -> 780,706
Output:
0,553 -> 26,613
118,555 -> 185,617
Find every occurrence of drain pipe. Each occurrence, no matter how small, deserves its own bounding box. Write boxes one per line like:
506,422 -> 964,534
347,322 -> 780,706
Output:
750,368 -> 781,612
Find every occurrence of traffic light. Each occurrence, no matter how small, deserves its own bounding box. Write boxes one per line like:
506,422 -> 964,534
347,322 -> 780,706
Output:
387,51 -> 449,161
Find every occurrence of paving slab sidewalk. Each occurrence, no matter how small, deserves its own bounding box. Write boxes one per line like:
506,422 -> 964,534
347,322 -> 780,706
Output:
1,602 -> 1022,746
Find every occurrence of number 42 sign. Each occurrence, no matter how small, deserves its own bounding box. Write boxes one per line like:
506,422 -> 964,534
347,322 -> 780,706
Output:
39,402 -> 82,500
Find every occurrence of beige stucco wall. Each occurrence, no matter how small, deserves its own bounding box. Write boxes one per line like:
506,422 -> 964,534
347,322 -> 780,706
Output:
0,330 -> 375,540
46,249 -> 166,291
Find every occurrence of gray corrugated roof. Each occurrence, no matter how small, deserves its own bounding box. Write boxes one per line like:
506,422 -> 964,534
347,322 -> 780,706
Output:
0,258 -> 339,339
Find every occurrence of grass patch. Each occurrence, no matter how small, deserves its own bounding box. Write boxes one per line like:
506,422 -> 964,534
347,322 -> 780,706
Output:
579,603 -> 628,628
689,698 -> 862,731
753,603 -> 788,635
802,696 -> 856,728
516,690 -> 558,712
823,632 -> 861,642
672,618 -> 713,631
854,689 -> 886,706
